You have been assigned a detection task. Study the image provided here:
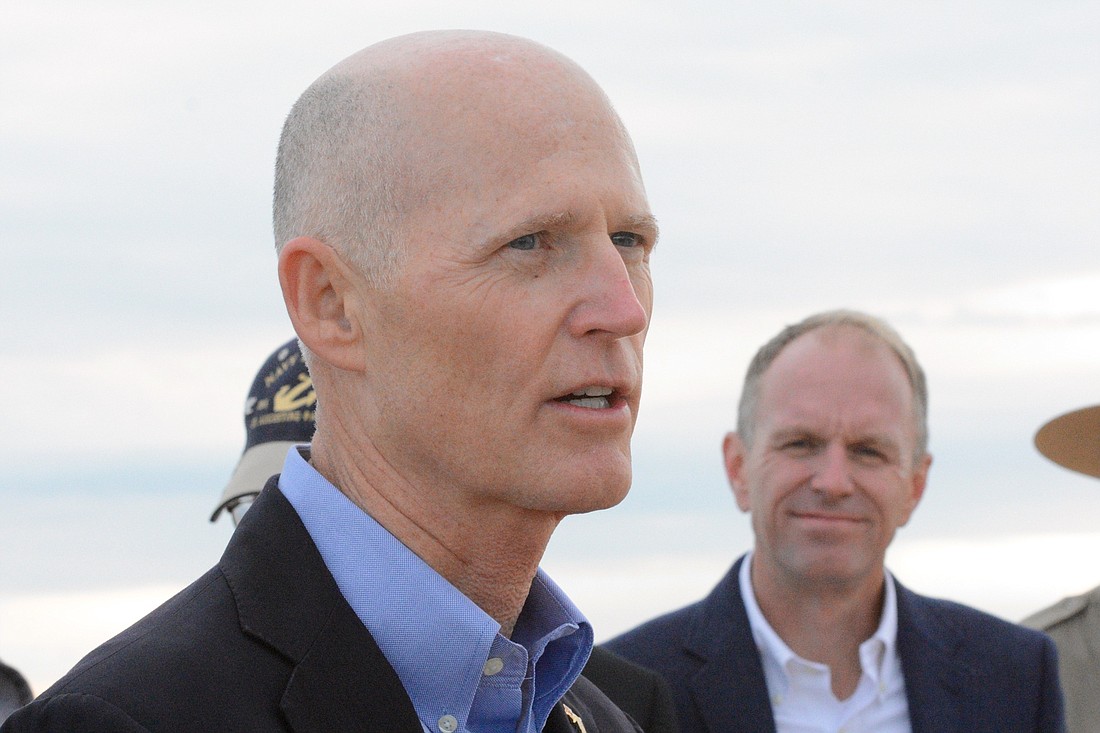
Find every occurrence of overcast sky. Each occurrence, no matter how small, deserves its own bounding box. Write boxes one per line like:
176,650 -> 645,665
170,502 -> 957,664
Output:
3,0 -> 1100,693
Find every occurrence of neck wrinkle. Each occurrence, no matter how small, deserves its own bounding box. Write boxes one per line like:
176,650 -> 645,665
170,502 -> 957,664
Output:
308,426 -> 559,637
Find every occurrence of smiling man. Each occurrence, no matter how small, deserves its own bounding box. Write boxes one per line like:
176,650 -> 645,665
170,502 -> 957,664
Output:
5,31 -> 657,733
607,310 -> 1065,732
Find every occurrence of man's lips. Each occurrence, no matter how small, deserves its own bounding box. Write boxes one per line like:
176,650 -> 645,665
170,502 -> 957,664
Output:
790,511 -> 866,525
553,385 -> 620,410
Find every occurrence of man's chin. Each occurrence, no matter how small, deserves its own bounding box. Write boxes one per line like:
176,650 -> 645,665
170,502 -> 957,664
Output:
536,469 -> 632,516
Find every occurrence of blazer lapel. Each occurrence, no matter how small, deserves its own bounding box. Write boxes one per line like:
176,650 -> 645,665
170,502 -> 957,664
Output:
545,702 -> 585,733
895,580 -> 975,733
221,484 -> 422,733
687,556 -> 777,733
280,598 -> 423,733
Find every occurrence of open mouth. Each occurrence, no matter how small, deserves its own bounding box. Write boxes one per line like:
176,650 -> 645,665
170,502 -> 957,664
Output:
555,386 -> 615,409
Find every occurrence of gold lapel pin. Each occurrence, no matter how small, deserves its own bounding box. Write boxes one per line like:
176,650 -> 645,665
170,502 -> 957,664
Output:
562,703 -> 588,733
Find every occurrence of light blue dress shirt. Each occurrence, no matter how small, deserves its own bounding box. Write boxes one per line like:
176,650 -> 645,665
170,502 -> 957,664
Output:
278,447 -> 593,733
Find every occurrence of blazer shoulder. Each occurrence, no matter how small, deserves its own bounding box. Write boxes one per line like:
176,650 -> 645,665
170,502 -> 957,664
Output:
901,582 -> 1033,634
605,557 -> 745,667
894,581 -> 1066,733
898,582 -> 1060,667
606,600 -> 702,645
3,691 -> 152,733
42,567 -> 235,695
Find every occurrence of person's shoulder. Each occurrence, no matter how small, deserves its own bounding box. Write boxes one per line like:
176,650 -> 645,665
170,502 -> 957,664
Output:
20,565 -> 257,728
900,583 -> 1055,653
1020,584 -> 1100,632
2,691 -> 151,732
605,558 -> 744,665
604,599 -> 704,655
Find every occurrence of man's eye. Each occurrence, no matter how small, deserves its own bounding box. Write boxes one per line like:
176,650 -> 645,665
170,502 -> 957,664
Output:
610,231 -> 642,248
852,445 -> 886,462
507,234 -> 539,251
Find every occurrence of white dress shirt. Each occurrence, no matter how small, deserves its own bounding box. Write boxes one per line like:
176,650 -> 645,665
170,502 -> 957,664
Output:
739,553 -> 912,733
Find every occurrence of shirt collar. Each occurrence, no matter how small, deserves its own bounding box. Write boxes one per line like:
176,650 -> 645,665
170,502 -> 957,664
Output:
277,446 -> 592,732
739,551 -> 900,694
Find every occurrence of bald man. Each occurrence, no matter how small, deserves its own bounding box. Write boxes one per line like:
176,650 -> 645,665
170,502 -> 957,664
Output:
5,31 -> 658,733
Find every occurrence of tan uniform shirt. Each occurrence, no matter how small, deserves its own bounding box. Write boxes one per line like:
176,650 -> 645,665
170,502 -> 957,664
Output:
1022,584 -> 1100,733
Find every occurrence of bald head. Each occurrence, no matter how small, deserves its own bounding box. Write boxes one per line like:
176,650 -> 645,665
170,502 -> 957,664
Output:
273,30 -> 635,287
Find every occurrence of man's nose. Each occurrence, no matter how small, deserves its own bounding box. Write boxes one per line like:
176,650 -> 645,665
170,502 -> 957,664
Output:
810,444 -> 855,498
568,237 -> 649,338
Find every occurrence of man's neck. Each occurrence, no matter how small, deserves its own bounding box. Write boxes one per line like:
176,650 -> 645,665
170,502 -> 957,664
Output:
309,435 -> 559,637
750,557 -> 886,699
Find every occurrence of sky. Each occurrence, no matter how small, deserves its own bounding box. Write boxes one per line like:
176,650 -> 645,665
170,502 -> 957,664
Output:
3,0 -> 1100,694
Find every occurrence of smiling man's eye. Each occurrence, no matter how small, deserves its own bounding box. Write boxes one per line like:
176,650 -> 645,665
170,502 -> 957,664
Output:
507,233 -> 539,251
780,438 -> 815,453
852,444 -> 887,462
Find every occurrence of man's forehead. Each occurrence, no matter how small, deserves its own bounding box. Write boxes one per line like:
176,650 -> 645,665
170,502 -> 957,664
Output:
769,326 -> 908,384
756,330 -> 915,422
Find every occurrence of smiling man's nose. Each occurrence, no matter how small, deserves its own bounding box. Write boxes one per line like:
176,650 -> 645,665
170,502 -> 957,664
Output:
810,444 -> 855,498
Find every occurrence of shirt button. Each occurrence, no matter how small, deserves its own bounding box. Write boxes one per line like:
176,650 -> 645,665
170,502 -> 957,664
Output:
483,657 -> 505,676
438,714 -> 458,733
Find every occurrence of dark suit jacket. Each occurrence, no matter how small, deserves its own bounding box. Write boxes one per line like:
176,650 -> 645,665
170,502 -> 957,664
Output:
606,555 -> 1065,733
583,647 -> 679,733
3,485 -> 640,733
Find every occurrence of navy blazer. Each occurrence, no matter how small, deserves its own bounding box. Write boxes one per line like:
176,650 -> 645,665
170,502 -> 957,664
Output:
606,555 -> 1065,733
584,647 -> 680,733
3,484 -> 640,733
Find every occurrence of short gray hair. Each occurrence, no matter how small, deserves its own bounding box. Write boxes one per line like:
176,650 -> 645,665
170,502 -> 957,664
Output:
736,309 -> 929,460
272,72 -> 409,288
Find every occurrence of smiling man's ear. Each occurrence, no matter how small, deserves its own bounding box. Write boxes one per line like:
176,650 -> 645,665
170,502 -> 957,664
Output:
278,237 -> 366,372
723,431 -> 753,513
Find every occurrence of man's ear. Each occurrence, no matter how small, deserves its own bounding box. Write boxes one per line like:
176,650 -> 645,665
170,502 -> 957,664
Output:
723,432 -> 752,512
898,452 -> 932,527
278,237 -> 365,372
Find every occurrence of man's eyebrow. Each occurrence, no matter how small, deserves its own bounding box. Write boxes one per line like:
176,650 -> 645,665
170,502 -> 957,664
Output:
770,426 -> 814,439
620,213 -> 660,242
502,211 -> 659,241
852,434 -> 902,451
518,211 -> 578,233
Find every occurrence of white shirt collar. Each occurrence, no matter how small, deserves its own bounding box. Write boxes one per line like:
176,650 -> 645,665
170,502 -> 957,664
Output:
739,551 -> 900,698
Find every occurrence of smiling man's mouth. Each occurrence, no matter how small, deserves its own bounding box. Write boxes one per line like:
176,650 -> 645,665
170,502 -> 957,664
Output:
792,511 -> 864,524
556,386 -> 614,409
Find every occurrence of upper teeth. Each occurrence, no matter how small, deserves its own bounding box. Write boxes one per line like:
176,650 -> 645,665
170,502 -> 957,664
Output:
571,386 -> 613,397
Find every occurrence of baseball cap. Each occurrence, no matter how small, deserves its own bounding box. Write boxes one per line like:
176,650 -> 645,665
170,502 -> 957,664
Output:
210,338 -> 316,522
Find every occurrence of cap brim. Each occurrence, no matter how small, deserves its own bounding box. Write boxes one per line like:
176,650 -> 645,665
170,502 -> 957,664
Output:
210,441 -> 301,521
1034,404 -> 1100,479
